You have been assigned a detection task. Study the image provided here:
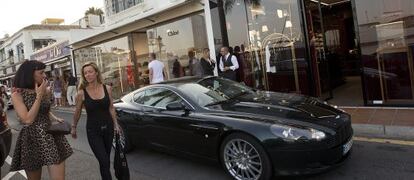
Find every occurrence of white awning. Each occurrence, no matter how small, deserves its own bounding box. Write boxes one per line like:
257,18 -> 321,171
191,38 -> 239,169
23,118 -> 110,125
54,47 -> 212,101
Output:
70,0 -> 203,50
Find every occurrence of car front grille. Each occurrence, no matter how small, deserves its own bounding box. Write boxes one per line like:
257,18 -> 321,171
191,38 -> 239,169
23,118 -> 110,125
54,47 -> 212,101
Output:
322,116 -> 353,147
337,121 -> 353,143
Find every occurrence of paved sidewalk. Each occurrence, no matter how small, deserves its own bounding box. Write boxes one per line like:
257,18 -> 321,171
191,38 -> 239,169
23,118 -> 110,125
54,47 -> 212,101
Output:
342,106 -> 414,140
52,106 -> 84,114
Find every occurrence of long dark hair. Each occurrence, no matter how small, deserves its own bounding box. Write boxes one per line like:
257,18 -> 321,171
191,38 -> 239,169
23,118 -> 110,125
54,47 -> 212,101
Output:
13,60 -> 46,89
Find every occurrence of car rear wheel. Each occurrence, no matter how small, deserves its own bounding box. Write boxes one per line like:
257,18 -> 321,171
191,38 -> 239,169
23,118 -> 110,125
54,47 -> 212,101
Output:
220,133 -> 272,180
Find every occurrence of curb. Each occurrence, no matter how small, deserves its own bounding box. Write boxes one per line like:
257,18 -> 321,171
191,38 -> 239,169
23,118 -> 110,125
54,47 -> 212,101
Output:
352,124 -> 414,140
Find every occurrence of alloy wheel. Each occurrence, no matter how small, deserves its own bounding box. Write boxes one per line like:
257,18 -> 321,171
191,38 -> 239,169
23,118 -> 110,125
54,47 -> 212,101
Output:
223,139 -> 262,180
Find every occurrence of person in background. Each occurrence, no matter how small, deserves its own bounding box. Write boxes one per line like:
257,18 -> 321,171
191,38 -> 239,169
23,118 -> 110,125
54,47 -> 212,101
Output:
200,48 -> 215,76
66,73 -> 77,106
233,46 -> 245,82
219,46 -> 239,81
1,85 -> 9,113
52,76 -> 63,107
10,60 -> 72,180
148,53 -> 167,84
71,62 -> 121,180
188,50 -> 203,77
172,57 -> 182,78
0,86 -> 8,126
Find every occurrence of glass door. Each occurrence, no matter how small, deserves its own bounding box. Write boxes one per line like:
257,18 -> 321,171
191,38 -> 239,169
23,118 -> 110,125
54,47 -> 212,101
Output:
245,0 -> 310,94
303,0 -> 333,100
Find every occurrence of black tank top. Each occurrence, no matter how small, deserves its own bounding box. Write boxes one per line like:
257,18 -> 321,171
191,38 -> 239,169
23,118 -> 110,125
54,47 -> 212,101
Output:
84,84 -> 113,129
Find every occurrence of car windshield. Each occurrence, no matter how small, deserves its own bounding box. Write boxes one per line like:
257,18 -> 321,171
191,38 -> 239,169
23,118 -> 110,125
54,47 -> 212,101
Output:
177,77 -> 256,107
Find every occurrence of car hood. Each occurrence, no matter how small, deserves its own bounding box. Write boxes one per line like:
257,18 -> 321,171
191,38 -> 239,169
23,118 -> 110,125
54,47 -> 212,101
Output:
207,91 -> 347,129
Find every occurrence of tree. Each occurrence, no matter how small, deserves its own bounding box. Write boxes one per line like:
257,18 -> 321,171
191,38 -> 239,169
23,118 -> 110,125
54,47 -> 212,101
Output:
216,0 -> 261,47
84,7 -> 104,16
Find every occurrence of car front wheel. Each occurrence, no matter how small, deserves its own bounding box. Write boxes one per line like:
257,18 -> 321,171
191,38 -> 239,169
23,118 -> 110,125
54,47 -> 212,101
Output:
220,133 -> 272,180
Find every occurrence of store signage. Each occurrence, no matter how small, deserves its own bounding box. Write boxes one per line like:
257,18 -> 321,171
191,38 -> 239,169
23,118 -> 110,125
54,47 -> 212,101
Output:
30,41 -> 70,62
168,30 -> 179,36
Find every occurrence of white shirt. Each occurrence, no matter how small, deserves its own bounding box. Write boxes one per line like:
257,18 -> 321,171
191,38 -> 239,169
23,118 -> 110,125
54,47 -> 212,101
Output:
265,45 -> 276,73
219,53 -> 239,72
148,60 -> 164,84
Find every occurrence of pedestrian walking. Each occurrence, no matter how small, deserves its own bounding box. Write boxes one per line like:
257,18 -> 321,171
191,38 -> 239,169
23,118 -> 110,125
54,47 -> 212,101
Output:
66,73 -> 77,106
219,46 -> 239,81
200,48 -> 215,76
10,60 -> 73,180
71,62 -> 122,180
148,53 -> 167,84
1,85 -> 9,114
52,76 -> 63,107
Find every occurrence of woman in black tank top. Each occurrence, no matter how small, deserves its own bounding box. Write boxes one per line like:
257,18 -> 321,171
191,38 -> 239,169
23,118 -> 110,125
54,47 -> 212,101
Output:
71,62 -> 121,180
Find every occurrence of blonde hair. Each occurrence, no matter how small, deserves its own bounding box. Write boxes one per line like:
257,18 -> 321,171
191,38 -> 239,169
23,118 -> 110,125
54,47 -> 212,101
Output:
78,62 -> 103,90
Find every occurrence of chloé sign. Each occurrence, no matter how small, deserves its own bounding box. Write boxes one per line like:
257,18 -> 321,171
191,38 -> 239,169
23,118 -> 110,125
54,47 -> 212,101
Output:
167,30 -> 179,36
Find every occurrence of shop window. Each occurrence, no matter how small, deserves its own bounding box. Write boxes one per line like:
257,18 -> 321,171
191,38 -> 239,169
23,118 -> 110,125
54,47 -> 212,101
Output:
74,36 -> 133,99
355,0 -> 414,105
132,13 -> 209,87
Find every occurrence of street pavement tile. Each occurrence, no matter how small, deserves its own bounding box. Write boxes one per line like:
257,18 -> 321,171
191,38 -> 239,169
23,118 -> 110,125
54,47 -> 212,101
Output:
351,108 -> 375,124
341,107 -> 357,116
369,109 -> 396,125
392,111 -> 414,126
394,109 -> 414,123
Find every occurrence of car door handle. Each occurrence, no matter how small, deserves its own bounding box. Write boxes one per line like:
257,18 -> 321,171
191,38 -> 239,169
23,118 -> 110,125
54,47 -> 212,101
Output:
189,124 -> 219,130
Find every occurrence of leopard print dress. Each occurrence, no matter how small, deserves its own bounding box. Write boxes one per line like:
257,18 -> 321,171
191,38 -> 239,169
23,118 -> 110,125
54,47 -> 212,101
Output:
10,89 -> 73,171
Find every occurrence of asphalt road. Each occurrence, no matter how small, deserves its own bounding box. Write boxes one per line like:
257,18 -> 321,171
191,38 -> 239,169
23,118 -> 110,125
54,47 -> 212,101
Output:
2,110 -> 414,180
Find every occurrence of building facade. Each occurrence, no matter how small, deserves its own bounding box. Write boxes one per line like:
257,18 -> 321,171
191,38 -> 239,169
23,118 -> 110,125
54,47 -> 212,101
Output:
71,0 -> 414,106
0,24 -> 83,86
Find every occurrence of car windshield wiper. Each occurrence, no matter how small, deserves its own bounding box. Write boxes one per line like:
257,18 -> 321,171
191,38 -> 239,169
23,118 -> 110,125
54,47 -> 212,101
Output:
204,91 -> 249,107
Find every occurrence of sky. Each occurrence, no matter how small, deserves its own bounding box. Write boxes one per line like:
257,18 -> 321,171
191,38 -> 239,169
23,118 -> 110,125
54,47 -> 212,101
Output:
0,0 -> 104,38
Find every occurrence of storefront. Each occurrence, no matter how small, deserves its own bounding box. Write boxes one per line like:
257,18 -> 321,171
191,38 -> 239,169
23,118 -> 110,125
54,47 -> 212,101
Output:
71,0 -> 414,106
71,0 -> 208,99
208,0 -> 414,106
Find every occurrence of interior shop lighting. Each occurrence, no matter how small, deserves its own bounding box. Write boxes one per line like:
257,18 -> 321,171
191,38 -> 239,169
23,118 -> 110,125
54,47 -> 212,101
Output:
285,21 -> 292,28
262,25 -> 269,32
277,9 -> 283,18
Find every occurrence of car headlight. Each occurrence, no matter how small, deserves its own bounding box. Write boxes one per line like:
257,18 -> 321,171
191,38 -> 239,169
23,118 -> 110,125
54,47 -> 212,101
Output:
270,124 -> 326,141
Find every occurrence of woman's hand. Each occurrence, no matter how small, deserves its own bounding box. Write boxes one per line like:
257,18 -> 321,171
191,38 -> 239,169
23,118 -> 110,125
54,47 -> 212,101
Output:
114,123 -> 122,135
35,78 -> 48,99
71,127 -> 77,139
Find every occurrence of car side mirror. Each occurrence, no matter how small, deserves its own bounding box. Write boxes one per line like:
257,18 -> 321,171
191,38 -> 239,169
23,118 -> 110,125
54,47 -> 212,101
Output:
166,101 -> 186,111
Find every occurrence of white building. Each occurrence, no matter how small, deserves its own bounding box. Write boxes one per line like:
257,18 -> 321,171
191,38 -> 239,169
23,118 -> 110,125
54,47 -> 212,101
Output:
0,24 -> 84,85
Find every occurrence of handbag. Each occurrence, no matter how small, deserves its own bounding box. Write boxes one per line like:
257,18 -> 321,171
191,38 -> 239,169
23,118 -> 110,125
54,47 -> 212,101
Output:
114,133 -> 130,180
47,121 -> 71,135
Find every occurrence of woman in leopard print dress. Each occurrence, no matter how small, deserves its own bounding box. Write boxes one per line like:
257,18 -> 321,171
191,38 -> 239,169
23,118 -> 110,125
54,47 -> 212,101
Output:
10,60 -> 73,180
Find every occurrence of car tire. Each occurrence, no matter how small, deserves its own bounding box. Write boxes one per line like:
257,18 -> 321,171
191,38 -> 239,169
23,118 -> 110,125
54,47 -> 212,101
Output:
220,133 -> 272,180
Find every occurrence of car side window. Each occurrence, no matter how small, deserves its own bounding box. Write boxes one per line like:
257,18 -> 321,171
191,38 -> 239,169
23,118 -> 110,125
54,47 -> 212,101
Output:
132,90 -> 146,104
142,88 -> 182,109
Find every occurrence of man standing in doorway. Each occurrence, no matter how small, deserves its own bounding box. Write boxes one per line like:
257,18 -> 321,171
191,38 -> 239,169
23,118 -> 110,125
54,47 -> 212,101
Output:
219,46 -> 239,81
66,73 -> 77,106
148,52 -> 167,84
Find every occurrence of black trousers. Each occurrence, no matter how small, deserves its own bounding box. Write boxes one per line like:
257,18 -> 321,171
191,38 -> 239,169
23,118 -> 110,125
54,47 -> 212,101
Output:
87,124 -> 114,180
